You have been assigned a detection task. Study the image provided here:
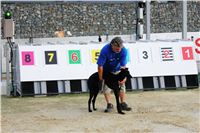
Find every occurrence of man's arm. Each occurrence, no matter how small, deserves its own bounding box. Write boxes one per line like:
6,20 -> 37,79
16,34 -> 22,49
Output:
98,66 -> 104,91
98,66 -> 103,80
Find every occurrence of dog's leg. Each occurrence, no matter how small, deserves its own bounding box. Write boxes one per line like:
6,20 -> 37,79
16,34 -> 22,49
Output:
88,92 -> 93,112
92,91 -> 98,111
113,89 -> 125,114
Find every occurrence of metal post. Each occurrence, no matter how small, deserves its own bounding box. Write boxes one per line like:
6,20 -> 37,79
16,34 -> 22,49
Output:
12,43 -> 17,96
5,43 -> 11,96
146,0 -> 151,40
0,11 -> 1,88
182,0 -> 187,40
0,41 -> 2,88
136,2 -> 145,40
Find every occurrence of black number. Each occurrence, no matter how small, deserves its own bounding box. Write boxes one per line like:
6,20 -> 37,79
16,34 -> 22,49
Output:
25,54 -> 31,62
95,52 -> 100,61
143,51 -> 148,59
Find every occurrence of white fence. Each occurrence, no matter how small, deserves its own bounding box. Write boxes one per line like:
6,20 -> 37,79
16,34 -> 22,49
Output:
1,32 -> 200,95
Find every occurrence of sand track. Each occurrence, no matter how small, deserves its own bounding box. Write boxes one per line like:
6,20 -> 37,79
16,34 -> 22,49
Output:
1,89 -> 200,133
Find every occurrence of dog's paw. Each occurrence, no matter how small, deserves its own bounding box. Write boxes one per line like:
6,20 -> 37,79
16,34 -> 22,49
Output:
89,110 -> 92,112
93,108 -> 97,111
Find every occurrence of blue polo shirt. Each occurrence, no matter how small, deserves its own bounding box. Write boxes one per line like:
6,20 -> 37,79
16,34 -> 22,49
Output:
97,43 -> 127,73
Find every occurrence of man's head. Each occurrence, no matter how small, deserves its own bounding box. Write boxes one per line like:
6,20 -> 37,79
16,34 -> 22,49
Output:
110,37 -> 124,53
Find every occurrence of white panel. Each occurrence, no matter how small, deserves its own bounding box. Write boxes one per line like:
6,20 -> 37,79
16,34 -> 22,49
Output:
1,80 -> 7,95
181,75 -> 187,87
19,45 -> 89,81
127,41 -> 198,77
81,80 -> 88,92
57,81 -> 64,93
175,76 -> 181,88
137,47 -> 152,63
153,77 -> 159,89
65,45 -> 89,80
18,41 -> 198,82
34,82 -> 40,94
159,76 -> 165,88
64,81 -> 71,93
131,78 -> 137,90
87,43 -> 105,77
41,81 -> 47,94
137,77 -> 143,90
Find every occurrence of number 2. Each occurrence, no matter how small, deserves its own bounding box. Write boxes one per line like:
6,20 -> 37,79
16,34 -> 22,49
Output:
163,50 -> 170,58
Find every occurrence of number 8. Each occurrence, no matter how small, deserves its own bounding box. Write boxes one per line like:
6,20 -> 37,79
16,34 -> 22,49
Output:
25,54 -> 31,62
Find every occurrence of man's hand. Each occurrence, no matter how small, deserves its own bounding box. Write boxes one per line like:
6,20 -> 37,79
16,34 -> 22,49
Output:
118,77 -> 127,85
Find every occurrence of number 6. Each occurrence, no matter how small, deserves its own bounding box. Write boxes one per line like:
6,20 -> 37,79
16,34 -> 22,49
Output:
71,52 -> 78,62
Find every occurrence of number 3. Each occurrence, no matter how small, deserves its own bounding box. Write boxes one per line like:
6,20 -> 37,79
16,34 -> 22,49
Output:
143,51 -> 148,59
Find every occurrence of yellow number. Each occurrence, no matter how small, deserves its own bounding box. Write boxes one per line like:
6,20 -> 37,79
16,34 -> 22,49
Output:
48,53 -> 54,62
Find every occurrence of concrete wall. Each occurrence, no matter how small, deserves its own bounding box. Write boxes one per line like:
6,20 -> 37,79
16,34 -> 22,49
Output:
1,1 -> 200,39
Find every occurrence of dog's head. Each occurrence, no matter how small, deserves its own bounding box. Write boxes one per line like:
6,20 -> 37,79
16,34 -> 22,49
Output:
119,68 -> 132,80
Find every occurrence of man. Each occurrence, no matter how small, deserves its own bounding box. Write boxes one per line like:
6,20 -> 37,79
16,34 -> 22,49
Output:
97,37 -> 132,112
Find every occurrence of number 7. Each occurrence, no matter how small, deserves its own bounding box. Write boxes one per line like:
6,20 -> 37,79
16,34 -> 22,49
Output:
48,53 -> 54,62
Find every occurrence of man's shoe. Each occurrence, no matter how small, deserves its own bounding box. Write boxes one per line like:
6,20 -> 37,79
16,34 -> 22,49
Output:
121,102 -> 132,111
104,103 -> 114,113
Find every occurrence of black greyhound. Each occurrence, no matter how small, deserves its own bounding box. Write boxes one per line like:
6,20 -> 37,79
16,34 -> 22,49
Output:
87,68 -> 132,114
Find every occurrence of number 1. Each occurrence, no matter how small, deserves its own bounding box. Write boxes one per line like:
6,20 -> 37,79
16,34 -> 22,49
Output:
185,49 -> 190,58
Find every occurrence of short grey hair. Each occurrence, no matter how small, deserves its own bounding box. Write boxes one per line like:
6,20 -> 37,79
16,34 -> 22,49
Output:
110,37 -> 124,47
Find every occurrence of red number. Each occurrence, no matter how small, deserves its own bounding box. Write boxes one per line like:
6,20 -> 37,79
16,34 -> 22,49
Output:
182,47 -> 194,60
195,38 -> 200,54
71,52 -> 78,62
163,50 -> 170,58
